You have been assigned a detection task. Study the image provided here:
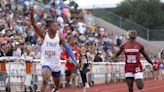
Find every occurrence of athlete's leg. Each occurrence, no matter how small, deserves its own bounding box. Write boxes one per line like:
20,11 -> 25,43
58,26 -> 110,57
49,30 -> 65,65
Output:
65,70 -> 71,87
71,67 -> 77,92
136,79 -> 144,90
52,71 -> 61,92
125,72 -> 135,92
135,72 -> 144,90
71,73 -> 77,92
126,77 -> 134,92
41,66 -> 52,92
153,70 -> 157,80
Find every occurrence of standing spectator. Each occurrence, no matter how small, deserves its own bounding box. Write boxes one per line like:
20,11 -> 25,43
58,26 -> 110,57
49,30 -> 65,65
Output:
86,48 -> 94,63
79,46 -> 90,91
153,56 -> 161,80
115,36 -> 122,47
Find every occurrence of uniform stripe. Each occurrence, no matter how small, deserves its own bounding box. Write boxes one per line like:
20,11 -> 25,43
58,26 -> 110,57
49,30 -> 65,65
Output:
125,49 -> 139,52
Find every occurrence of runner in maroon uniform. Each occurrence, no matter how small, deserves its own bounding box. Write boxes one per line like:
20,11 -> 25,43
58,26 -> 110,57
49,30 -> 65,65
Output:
61,37 -> 79,92
110,30 -> 156,92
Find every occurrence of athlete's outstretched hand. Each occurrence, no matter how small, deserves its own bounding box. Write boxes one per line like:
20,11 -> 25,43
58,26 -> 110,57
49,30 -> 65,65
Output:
29,7 -> 35,16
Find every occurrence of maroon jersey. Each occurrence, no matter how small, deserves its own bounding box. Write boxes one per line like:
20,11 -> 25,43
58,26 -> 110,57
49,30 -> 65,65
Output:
61,46 -> 79,71
154,59 -> 160,71
122,41 -> 143,73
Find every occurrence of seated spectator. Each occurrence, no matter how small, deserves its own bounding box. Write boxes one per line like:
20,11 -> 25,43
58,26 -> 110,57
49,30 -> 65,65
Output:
77,18 -> 86,35
12,42 -> 22,57
0,44 -> 6,57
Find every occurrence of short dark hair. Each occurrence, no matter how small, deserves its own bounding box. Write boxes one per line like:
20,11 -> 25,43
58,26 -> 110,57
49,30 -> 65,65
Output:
45,18 -> 54,28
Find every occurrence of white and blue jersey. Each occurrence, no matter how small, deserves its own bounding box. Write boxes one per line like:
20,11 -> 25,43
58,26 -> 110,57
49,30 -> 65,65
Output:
41,32 -> 62,72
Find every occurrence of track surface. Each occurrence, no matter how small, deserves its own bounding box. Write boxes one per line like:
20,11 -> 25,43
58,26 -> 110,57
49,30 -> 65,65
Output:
59,79 -> 164,92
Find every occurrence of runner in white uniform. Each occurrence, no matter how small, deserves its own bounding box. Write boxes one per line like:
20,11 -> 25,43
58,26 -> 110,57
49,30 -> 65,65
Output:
29,7 -> 77,92
41,32 -> 62,72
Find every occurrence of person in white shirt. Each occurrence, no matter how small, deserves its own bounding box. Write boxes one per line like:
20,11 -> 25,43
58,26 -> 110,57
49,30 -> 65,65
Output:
77,19 -> 86,35
12,42 -> 22,57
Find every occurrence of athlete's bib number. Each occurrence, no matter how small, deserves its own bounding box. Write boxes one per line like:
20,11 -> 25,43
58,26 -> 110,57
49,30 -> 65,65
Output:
127,55 -> 136,63
45,51 -> 55,58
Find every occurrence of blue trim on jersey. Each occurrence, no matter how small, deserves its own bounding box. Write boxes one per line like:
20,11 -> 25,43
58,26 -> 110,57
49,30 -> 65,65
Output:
52,71 -> 61,77
42,65 -> 61,77
42,65 -> 52,72
63,43 -> 77,66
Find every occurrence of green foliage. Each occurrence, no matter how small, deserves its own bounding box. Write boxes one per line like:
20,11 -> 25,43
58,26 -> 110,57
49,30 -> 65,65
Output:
93,0 -> 164,40
112,0 -> 164,29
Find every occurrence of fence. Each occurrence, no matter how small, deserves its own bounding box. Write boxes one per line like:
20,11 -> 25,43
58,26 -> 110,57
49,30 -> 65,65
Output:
93,9 -> 164,41
0,56 -> 162,91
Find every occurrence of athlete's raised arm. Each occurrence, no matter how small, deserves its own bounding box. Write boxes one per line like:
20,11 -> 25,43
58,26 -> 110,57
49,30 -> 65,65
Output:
29,7 -> 45,38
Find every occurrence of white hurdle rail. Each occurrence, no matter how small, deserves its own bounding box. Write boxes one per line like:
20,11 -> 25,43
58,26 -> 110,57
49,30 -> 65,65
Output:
0,57 -> 154,88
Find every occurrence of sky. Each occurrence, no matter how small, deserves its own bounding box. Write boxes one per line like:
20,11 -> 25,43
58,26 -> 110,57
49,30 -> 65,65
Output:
75,0 -> 123,9
75,0 -> 164,9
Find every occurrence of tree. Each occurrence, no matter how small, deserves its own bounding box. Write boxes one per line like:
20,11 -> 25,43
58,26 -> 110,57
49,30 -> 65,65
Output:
112,0 -> 164,29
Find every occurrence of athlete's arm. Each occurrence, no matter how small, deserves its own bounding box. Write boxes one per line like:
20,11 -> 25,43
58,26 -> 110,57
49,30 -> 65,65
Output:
140,44 -> 153,65
29,7 -> 45,38
60,37 -> 77,66
110,44 -> 124,61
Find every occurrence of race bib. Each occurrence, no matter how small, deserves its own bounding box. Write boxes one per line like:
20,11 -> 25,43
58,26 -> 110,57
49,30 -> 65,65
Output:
45,51 -> 55,58
127,55 -> 137,63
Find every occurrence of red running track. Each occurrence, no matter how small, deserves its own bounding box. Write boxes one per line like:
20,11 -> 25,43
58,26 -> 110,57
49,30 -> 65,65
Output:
59,79 -> 164,92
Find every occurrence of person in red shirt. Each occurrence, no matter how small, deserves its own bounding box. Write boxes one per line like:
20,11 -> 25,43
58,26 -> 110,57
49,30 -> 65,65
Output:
153,56 -> 161,80
110,30 -> 156,92
61,37 -> 79,92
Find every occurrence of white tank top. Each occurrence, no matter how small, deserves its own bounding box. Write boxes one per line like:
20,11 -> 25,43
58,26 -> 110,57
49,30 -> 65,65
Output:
41,32 -> 62,64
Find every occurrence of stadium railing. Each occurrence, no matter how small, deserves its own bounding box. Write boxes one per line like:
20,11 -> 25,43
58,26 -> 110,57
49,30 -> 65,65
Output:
0,56 -> 161,91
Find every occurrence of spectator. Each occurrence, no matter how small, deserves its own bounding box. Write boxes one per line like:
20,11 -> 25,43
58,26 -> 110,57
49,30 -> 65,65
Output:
115,36 -> 122,47
160,49 -> 164,59
6,42 -> 13,56
57,15 -> 65,33
79,46 -> 90,89
77,18 -> 86,35
12,42 -> 22,57
153,56 -> 161,80
94,52 -> 103,62
0,44 -> 6,57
